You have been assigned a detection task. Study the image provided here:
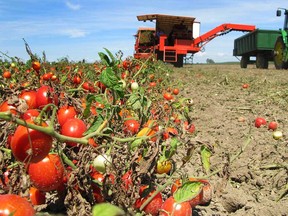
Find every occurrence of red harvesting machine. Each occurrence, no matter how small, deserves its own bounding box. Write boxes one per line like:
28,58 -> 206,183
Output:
134,14 -> 256,67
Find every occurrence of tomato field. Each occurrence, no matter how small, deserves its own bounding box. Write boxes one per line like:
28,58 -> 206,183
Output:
0,48 -> 287,216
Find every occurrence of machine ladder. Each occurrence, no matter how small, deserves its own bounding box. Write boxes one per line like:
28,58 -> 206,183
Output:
164,48 -> 177,62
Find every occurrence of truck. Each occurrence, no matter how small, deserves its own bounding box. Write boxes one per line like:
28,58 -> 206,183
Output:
134,14 -> 255,67
233,8 -> 288,69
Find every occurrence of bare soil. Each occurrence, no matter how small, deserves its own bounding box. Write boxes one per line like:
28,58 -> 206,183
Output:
171,64 -> 288,216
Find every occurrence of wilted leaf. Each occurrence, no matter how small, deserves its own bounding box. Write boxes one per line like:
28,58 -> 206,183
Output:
201,145 -> 212,174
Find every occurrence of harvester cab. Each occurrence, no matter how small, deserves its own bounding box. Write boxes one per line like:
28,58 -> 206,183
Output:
274,8 -> 288,69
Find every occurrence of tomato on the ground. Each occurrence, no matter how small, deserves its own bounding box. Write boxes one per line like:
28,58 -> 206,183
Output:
123,119 -> 140,135
29,187 -> 46,205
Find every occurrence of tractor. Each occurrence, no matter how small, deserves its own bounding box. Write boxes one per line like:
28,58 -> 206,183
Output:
274,8 -> 288,69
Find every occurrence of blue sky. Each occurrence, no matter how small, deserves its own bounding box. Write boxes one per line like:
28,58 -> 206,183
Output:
0,0 -> 285,63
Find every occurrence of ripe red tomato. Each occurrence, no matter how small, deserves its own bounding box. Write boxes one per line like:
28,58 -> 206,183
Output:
183,121 -> 195,133
0,194 -> 35,216
159,196 -> 192,216
172,88 -> 180,95
96,81 -> 107,93
162,127 -> 178,140
3,71 -> 11,78
19,90 -> 37,109
29,186 -> 46,205
61,118 -> 87,147
21,109 -> 40,120
11,119 -> 52,163
73,75 -> 81,84
123,119 -> 140,135
32,61 -> 41,71
254,117 -> 267,128
82,81 -> 92,91
36,85 -> 58,109
268,121 -> 278,131
0,100 -> 17,114
149,82 -> 157,87
134,185 -> 163,216
28,154 -> 64,192
57,105 -> 77,126
121,170 -> 133,191
242,83 -> 249,89
163,92 -> 173,101
42,73 -> 53,81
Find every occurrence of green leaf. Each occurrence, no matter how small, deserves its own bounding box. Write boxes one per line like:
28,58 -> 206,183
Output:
129,139 -> 142,151
99,67 -> 124,98
98,52 -> 111,66
84,115 -> 104,135
201,145 -> 212,174
92,203 -> 125,216
103,48 -> 117,65
174,181 -> 203,203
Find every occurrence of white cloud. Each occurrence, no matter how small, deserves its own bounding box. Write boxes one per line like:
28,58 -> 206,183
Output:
62,28 -> 87,38
65,1 -> 81,10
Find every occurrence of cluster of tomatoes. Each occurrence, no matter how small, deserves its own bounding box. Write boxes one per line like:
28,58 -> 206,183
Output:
0,52 -> 211,216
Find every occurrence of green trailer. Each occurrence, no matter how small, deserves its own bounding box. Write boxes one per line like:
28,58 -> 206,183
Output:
233,29 -> 281,68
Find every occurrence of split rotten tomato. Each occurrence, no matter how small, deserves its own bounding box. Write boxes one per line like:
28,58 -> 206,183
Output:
10,119 -> 52,163
0,194 -> 35,216
28,154 -> 64,192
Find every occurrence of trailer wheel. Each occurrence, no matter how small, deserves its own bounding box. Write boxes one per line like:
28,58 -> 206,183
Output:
173,55 -> 184,67
256,54 -> 268,69
274,36 -> 288,69
240,56 -> 249,68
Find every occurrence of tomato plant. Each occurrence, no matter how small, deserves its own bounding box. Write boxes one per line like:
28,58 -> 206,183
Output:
60,118 -> 87,146
28,154 -> 64,192
0,194 -> 35,216
11,119 -> 52,163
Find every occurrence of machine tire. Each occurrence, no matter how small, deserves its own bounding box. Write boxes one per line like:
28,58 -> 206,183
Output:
274,36 -> 288,69
256,54 -> 268,69
240,56 -> 249,68
173,55 -> 184,67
